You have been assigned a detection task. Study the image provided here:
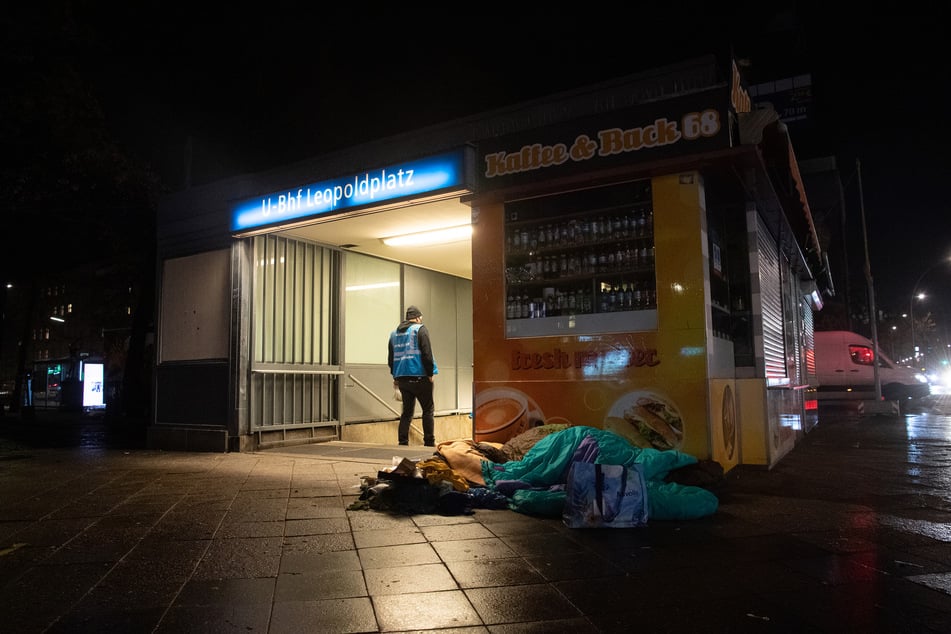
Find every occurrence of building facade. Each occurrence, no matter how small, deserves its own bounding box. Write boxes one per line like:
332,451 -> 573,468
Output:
152,54 -> 829,469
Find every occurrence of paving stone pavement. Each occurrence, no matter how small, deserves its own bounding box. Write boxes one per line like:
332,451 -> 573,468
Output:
0,393 -> 950,633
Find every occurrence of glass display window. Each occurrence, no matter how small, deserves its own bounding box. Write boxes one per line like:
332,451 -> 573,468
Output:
504,180 -> 657,337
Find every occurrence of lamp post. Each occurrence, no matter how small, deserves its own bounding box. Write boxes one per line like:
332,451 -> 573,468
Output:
856,160 -> 883,400
910,290 -> 925,363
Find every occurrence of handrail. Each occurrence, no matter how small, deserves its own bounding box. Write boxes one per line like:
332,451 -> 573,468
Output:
252,367 -> 345,375
348,373 -> 422,438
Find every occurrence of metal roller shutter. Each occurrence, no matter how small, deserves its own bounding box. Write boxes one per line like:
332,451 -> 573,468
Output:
757,216 -> 785,379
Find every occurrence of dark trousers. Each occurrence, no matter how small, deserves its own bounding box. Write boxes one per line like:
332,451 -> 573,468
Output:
397,377 -> 435,445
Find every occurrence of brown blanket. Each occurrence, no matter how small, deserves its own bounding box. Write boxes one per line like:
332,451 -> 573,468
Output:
435,439 -> 503,486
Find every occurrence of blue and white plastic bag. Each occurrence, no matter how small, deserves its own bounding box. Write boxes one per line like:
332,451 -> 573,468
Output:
563,462 -> 648,528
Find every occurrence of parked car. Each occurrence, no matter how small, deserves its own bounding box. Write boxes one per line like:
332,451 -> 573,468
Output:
814,330 -> 931,413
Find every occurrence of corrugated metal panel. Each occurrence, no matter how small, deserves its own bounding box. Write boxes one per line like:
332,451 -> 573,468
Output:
251,235 -> 341,432
757,217 -> 785,379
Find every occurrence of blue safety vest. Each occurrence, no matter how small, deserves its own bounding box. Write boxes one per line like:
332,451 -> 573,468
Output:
390,323 -> 437,377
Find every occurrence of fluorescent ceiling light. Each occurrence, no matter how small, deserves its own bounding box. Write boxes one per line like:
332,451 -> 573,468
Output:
345,281 -> 400,292
381,224 -> 472,247
50,316 -> 65,323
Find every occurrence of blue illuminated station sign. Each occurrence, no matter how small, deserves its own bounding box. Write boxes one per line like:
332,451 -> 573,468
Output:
231,150 -> 466,233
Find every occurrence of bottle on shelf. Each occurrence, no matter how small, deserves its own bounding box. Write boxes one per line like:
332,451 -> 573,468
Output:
504,197 -> 658,324
598,285 -> 609,313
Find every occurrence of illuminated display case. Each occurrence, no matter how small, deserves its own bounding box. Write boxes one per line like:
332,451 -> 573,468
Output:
504,180 -> 657,337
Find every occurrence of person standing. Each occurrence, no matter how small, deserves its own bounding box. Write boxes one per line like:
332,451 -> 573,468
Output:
388,305 -> 438,446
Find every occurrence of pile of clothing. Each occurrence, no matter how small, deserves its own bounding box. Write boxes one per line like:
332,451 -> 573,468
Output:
351,424 -> 721,521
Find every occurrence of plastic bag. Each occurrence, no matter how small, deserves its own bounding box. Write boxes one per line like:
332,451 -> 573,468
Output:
563,462 -> 648,528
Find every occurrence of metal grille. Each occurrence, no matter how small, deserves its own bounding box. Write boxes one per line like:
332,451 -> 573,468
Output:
250,235 -> 341,433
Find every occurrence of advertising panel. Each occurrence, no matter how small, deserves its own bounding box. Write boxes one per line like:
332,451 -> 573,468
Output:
708,378 -> 739,470
82,362 -> 105,409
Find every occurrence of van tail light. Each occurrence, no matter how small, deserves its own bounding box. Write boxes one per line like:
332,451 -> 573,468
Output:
848,345 -> 875,366
804,399 -> 818,410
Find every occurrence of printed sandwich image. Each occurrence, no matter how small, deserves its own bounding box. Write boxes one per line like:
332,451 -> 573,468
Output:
604,391 -> 684,450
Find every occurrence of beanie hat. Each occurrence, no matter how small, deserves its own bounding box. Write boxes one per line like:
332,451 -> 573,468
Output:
405,305 -> 422,320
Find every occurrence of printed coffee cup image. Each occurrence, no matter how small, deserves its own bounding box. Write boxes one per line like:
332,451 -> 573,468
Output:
474,387 -> 542,443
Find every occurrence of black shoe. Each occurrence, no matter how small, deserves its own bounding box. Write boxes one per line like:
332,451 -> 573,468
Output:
398,442 -> 408,446
424,442 -> 435,447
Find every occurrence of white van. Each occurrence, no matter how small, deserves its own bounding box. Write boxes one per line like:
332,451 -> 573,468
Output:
814,330 -> 930,411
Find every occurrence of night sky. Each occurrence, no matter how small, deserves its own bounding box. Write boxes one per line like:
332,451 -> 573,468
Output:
5,3 -> 949,322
